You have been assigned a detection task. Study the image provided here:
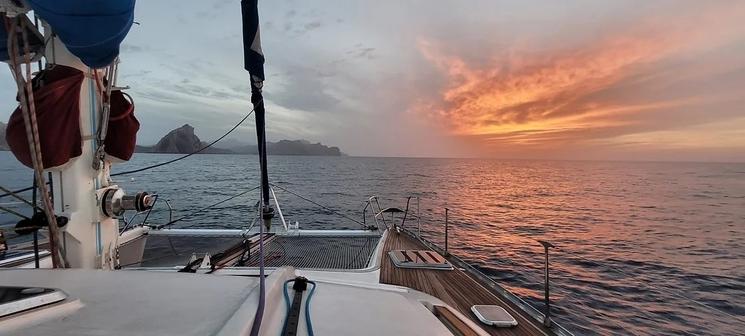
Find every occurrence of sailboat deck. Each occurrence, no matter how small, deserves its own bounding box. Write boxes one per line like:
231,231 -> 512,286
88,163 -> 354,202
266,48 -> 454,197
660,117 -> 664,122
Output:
380,231 -> 553,336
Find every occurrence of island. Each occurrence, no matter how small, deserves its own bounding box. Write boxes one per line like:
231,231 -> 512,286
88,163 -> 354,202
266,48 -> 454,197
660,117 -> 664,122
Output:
1,123 -> 340,155
136,124 -> 342,156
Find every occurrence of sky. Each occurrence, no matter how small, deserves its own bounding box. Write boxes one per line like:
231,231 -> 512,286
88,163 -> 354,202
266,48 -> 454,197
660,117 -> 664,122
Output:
2,0 -> 745,161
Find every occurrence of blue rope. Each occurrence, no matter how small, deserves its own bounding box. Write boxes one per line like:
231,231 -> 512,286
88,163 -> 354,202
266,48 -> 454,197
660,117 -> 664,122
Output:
305,281 -> 317,336
281,279 -> 317,336
281,280 -> 293,335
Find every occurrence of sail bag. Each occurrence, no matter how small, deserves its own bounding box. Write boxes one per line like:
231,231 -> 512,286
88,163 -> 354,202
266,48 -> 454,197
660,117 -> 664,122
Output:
5,65 -> 139,169
6,65 -> 84,169
104,90 -> 139,162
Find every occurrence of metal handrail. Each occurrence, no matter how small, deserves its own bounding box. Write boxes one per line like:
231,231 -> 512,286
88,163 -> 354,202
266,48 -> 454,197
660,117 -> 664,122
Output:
416,196 -> 420,236
444,207 -> 449,255
538,240 -> 555,327
362,196 -> 386,229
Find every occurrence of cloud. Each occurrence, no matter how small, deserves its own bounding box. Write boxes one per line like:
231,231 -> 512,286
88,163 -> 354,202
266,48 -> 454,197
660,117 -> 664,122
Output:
348,46 -> 375,60
411,2 -> 745,159
3,0 -> 743,161
304,21 -> 322,31
416,35 -> 678,134
269,67 -> 340,112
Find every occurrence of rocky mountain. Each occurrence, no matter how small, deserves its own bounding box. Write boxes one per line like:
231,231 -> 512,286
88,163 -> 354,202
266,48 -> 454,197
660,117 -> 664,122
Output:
0,122 -> 8,151
136,124 -> 230,154
136,124 -> 342,156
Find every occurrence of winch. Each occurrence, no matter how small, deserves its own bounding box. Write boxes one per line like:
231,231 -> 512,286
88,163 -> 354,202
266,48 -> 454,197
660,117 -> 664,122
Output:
99,187 -> 154,218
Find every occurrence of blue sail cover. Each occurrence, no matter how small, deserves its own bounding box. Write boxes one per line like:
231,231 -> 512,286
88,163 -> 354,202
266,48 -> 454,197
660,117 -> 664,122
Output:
27,0 -> 136,68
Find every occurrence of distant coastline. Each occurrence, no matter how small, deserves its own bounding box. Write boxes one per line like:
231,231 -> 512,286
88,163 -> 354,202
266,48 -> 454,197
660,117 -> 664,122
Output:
135,124 -> 343,156
0,122 -> 342,156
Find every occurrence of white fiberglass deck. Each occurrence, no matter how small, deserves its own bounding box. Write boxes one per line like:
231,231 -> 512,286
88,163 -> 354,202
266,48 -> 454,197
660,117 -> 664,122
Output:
0,267 -> 464,336
0,269 -> 259,335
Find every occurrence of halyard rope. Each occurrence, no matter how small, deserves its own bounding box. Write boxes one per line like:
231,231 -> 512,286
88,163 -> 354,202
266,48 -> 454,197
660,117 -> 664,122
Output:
5,16 -> 65,267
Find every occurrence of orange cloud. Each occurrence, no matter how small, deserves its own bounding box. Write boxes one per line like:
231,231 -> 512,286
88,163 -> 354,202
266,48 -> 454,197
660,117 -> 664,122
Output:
416,35 -> 680,140
411,1 -> 745,155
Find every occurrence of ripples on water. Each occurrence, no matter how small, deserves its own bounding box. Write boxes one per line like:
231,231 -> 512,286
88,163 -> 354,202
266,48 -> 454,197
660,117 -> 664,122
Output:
1,152 -> 744,335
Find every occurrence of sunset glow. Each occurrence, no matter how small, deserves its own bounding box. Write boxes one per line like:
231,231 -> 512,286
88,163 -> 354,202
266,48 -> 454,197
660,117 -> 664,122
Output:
418,36 -> 673,135
1,0 -> 743,160
411,3 -> 745,158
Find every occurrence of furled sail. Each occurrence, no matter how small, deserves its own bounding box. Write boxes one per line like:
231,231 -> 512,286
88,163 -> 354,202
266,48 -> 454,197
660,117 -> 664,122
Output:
241,2 -> 271,335
241,0 -> 265,83
241,0 -> 270,206
26,0 -> 135,68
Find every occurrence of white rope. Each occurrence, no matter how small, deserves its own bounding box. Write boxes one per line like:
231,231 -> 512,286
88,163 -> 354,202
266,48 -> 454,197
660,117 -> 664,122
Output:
5,16 -> 66,268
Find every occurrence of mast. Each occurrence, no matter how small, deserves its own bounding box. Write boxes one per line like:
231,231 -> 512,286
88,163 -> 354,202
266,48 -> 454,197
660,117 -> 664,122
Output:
254,86 -> 270,212
44,28 -> 119,269
241,2 -> 272,335
3,2 -> 139,269
241,0 -> 273,221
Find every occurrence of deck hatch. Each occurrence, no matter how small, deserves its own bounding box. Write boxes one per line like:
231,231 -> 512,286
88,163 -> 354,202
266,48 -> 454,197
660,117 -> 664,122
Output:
471,305 -> 518,327
388,249 -> 453,270
0,287 -> 67,318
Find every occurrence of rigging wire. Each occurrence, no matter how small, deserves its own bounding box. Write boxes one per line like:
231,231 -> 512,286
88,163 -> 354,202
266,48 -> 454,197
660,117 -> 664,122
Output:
0,204 -> 29,219
0,185 -> 41,211
111,108 -> 255,177
0,185 -> 39,200
0,108 -> 256,200
119,195 -> 159,234
154,186 -> 260,229
269,183 -> 367,228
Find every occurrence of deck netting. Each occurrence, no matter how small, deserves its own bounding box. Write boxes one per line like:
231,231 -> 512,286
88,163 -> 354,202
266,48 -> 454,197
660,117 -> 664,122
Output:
245,235 -> 379,269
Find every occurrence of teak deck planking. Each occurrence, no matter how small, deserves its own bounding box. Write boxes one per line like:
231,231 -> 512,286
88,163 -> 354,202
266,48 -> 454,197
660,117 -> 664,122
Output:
379,230 -> 552,336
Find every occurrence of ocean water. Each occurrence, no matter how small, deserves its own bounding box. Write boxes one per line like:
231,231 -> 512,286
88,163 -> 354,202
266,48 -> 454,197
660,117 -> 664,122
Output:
1,151 -> 744,335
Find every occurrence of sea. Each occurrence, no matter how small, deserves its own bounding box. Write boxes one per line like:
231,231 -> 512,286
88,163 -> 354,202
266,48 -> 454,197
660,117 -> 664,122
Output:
1,151 -> 744,336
